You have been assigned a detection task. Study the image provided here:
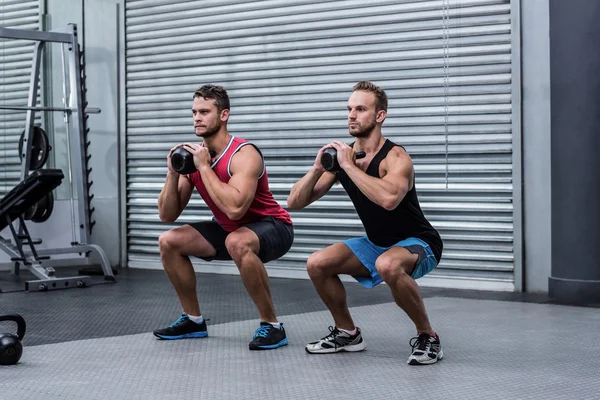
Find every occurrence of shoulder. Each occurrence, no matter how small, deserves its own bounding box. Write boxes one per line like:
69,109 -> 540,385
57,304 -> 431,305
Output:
230,142 -> 263,175
234,142 -> 262,159
381,144 -> 413,181
385,145 -> 412,165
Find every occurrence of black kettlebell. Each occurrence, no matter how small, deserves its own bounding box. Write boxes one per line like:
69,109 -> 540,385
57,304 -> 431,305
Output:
171,147 -> 217,175
171,147 -> 197,175
321,148 -> 367,172
0,314 -> 26,366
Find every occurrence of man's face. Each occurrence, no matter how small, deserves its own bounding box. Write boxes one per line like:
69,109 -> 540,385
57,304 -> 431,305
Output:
347,91 -> 382,138
192,97 -> 226,138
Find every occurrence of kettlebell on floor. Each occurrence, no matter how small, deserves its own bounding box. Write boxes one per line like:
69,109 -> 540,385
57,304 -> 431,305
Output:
0,314 -> 26,365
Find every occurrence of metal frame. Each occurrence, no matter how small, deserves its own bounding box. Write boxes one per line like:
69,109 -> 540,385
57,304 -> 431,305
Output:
0,24 -> 115,292
511,0 -> 524,292
118,2 -> 128,268
0,27 -> 72,43
67,24 -> 94,245
20,40 -> 44,182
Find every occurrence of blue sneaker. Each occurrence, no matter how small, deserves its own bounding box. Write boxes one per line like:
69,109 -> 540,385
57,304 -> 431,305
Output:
153,314 -> 208,340
249,322 -> 288,350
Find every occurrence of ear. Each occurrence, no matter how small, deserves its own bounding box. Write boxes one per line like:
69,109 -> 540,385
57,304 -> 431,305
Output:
376,109 -> 387,123
220,109 -> 230,122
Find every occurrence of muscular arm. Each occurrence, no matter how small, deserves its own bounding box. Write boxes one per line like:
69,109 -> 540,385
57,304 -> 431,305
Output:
158,172 -> 194,223
287,167 -> 337,210
198,145 -> 262,220
343,147 -> 412,211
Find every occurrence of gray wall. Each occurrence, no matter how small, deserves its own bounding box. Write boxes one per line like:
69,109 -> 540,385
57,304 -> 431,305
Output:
521,0 -> 600,297
0,0 -> 122,266
521,0 -> 552,293
548,0 -> 600,303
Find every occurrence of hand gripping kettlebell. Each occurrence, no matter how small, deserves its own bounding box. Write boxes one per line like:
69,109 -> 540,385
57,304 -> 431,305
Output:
171,147 -> 197,175
0,314 -> 26,365
170,147 -> 218,175
321,148 -> 367,172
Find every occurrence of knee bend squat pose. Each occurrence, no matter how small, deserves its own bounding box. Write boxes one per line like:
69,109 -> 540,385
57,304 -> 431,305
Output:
155,84 -> 294,350
287,81 -> 443,365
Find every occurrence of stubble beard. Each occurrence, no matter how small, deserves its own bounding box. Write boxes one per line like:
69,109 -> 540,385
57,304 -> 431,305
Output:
196,120 -> 221,139
349,119 -> 377,138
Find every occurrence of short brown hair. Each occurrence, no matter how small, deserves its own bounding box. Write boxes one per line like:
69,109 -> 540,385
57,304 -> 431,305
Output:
352,81 -> 388,112
193,84 -> 230,113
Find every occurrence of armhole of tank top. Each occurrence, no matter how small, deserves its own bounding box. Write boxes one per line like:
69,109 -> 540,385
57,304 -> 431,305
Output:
227,142 -> 265,179
394,143 -> 416,191
211,135 -> 236,169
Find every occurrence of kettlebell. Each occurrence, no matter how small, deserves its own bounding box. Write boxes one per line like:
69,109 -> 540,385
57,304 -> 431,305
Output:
321,148 -> 366,172
170,147 -> 218,175
171,147 -> 197,175
0,314 -> 26,366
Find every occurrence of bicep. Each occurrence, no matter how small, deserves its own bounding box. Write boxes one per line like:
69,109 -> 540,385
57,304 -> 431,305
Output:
382,169 -> 410,196
228,146 -> 262,201
382,151 -> 413,199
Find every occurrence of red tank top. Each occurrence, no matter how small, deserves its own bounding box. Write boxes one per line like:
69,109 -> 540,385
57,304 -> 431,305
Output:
188,136 -> 292,232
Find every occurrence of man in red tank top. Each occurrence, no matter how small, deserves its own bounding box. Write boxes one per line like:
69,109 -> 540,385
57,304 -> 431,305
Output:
154,85 -> 293,351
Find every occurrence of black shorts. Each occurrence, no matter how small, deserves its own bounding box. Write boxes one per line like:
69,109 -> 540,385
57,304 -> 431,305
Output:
190,216 -> 294,263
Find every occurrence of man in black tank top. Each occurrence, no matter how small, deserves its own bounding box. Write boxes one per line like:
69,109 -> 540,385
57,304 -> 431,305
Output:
288,81 -> 444,365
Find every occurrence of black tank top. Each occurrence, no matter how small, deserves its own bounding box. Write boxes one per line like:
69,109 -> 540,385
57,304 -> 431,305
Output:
337,139 -> 443,262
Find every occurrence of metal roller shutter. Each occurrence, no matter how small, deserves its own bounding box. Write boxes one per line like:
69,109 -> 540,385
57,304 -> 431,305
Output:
125,0 -> 518,290
0,0 -> 40,196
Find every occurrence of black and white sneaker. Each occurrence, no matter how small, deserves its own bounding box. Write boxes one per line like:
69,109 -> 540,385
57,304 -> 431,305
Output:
305,326 -> 366,354
407,332 -> 443,365
153,314 -> 208,340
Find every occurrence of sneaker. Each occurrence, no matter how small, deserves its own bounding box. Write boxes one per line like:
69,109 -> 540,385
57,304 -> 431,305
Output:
305,326 -> 366,354
407,332 -> 443,365
153,314 -> 208,340
249,322 -> 288,350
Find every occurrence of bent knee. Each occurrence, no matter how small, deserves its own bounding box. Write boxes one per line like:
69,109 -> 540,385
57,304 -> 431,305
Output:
158,231 -> 179,254
224,234 -> 257,260
375,256 -> 409,281
306,251 -> 332,278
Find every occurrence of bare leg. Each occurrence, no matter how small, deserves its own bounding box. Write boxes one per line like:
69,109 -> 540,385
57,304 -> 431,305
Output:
158,225 -> 217,316
225,228 -> 277,322
306,243 -> 371,331
375,247 -> 435,335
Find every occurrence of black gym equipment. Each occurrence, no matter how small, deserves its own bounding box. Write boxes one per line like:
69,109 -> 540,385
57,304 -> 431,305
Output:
321,148 -> 366,172
171,146 -> 217,174
0,170 -> 64,232
24,192 -> 54,223
0,24 -> 115,292
0,314 -> 26,366
18,126 -> 52,171
171,147 -> 197,174
0,170 -> 93,291
0,170 -> 105,291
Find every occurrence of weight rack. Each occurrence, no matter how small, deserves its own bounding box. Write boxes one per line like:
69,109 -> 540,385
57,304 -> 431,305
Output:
0,24 -> 115,292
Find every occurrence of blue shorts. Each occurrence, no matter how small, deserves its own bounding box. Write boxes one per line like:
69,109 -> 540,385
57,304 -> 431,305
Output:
343,236 -> 439,288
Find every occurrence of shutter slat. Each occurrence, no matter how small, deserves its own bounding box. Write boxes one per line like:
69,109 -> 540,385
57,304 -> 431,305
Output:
125,0 -> 515,289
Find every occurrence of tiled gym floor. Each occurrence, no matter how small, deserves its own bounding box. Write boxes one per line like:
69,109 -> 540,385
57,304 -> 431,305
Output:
1,269 -> 598,400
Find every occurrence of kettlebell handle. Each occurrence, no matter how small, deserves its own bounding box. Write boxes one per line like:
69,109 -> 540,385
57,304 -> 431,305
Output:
0,314 -> 26,340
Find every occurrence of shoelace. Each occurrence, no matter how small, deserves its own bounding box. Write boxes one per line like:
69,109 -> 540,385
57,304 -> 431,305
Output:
322,326 -> 340,351
253,324 -> 272,339
409,333 -> 432,353
169,314 -> 189,328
